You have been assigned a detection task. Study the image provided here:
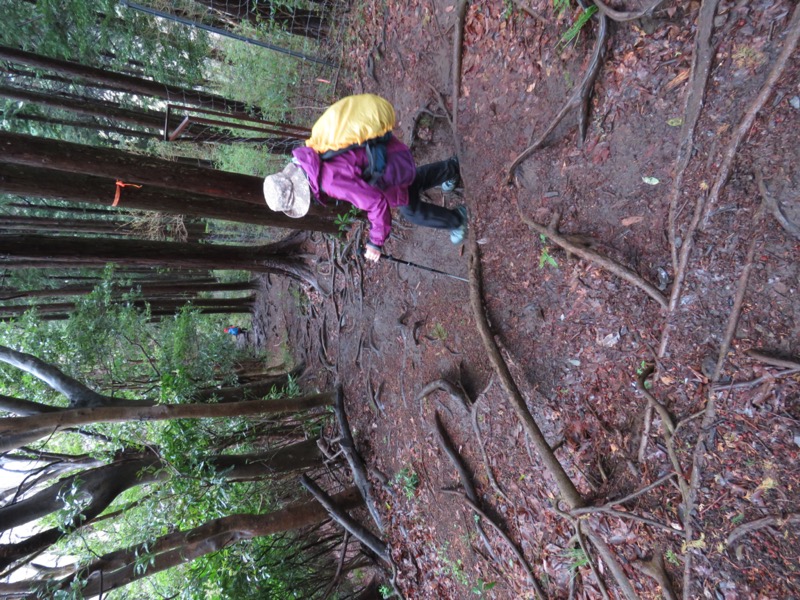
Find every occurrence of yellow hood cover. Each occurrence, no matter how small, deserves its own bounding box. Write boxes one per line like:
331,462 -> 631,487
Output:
306,94 -> 395,153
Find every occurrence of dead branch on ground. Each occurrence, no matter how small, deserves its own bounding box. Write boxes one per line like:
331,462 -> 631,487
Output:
666,0 -> 721,272
755,168 -> 800,241
746,349 -> 800,370
506,9 -> 608,181
725,513 -> 800,548
444,490 -> 546,600
699,7 -> 800,228
333,386 -> 384,532
299,475 -> 390,564
680,200 -> 764,598
592,0 -> 664,22
518,208 -> 668,308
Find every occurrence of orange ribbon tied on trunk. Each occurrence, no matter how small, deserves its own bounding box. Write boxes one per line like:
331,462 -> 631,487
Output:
113,180 -> 142,206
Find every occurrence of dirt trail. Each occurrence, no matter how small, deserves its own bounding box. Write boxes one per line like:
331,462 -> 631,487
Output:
255,1 -> 800,597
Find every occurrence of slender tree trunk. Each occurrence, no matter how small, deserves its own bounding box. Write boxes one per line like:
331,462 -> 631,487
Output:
0,45 -> 256,116
0,234 -> 317,285
10,110 -> 159,141
0,279 -> 252,302
40,487 -> 362,599
0,392 -> 334,453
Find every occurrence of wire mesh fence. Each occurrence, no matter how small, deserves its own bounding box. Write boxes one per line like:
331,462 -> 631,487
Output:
0,0 -> 354,180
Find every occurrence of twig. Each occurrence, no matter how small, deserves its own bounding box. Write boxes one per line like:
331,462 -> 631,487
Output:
518,208 -> 668,308
332,386 -> 384,532
443,490 -> 547,600
512,1 -> 548,25
451,0 -> 468,154
507,9 -> 608,180
700,7 -> 800,228
582,525 -> 638,600
575,522 -> 611,600
592,0 -> 663,22
472,400 -> 512,505
725,513 -> 800,547
681,199 -> 765,598
299,475 -> 389,563
632,550 -> 678,600
321,531 -> 349,600
712,367 -> 800,391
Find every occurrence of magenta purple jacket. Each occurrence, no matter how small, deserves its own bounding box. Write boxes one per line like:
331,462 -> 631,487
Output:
292,137 -> 416,247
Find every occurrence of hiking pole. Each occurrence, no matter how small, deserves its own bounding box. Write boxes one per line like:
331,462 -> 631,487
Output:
369,251 -> 469,282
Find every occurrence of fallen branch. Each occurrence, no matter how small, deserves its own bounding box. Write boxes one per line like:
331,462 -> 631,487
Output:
632,550 -> 677,600
333,385 -> 384,532
472,400 -> 512,505
507,9 -> 608,180
518,209 -> 668,308
574,522 -> 611,600
299,475 -> 389,564
700,6 -> 800,228
444,490 -> 547,600
465,236 -> 585,509
681,200 -> 765,598
592,0 -> 663,22
755,168 -> 800,241
451,0 -> 468,154
725,513 -> 800,548
745,349 -> 800,370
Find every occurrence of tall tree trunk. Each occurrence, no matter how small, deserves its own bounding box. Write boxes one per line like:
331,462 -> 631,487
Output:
0,234 -> 318,286
0,392 -> 334,452
10,110 -> 159,141
0,440 -> 323,571
0,279 -> 253,302
0,149 -> 339,233
0,45 -> 256,116
39,487 -> 362,599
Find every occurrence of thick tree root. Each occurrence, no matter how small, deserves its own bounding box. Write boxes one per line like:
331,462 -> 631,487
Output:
506,10 -> 608,182
518,209 -> 668,308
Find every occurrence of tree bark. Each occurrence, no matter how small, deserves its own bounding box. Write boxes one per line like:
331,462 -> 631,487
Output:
0,393 -> 334,453
43,487 -> 362,598
0,45 -> 255,116
0,234 -> 318,284
0,163 -> 338,234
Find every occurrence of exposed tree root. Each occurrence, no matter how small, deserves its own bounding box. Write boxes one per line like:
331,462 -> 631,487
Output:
333,386 -> 384,533
725,513 -> 800,548
632,549 -> 678,600
746,349 -> 800,370
680,200 -> 764,599
299,475 -> 389,564
518,208 -> 668,308
756,167 -> 800,242
506,9 -> 608,182
451,0 -> 468,154
699,6 -> 800,228
592,0 -> 664,22
666,0 -> 721,272
444,490 -> 546,600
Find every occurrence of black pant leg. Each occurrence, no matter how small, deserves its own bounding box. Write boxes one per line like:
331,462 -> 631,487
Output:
400,158 -> 462,230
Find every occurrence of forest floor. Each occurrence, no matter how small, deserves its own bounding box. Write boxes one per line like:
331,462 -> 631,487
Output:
252,0 -> 800,598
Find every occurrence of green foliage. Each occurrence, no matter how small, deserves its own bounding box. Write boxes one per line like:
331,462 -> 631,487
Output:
472,579 -> 497,596
0,0 -> 209,85
437,543 -> 469,586
380,584 -> 393,598
334,205 -> 363,236
665,548 -> 681,566
553,0 -> 571,16
564,546 -> 590,575
557,5 -> 598,52
393,467 -> 420,500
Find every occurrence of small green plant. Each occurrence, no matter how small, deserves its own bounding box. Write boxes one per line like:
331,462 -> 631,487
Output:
665,548 -> 681,566
564,547 -> 589,577
553,0 -> 570,17
437,544 -> 470,586
379,584 -> 392,599
393,467 -> 419,500
334,205 -> 361,236
538,234 -> 559,269
557,5 -> 598,52
430,323 -> 448,341
501,0 -> 514,19
730,513 -> 745,525
472,579 -> 497,596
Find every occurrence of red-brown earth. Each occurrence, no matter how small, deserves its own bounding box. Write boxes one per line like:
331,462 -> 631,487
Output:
253,0 -> 800,598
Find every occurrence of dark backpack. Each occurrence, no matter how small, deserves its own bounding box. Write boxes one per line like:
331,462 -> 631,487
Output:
318,131 -> 392,187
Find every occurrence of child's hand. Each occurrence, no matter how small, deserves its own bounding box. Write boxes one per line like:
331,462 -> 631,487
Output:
364,245 -> 381,262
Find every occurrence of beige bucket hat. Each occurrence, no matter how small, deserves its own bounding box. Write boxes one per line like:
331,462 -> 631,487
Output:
263,162 -> 311,218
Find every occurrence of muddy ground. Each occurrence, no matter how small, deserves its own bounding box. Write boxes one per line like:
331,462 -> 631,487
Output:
253,0 -> 800,598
